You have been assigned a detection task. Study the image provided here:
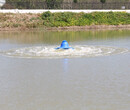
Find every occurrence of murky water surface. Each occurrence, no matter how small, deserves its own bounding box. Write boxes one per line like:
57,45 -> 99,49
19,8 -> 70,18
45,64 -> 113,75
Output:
0,30 -> 130,110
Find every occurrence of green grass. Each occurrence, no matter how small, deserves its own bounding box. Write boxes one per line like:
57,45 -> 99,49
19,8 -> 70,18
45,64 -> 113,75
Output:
41,11 -> 130,27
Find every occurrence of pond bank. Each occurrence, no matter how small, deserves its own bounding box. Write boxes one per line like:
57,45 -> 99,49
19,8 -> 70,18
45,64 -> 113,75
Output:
0,25 -> 130,31
0,12 -> 130,31
1,25 -> 130,31
46,25 -> 130,31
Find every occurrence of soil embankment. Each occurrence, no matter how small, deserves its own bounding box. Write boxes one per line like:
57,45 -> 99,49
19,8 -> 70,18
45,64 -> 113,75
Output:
0,12 -> 130,31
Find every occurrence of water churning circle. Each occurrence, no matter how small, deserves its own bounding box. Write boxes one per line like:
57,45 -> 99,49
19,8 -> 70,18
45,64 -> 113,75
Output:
1,45 -> 129,58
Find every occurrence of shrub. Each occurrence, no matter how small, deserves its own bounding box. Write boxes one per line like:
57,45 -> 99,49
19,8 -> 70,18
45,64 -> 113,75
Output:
73,0 -> 78,3
41,11 -> 52,20
100,0 -> 106,3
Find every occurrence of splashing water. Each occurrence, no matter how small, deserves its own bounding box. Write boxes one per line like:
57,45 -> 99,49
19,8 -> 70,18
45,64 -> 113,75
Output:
0,45 -> 129,59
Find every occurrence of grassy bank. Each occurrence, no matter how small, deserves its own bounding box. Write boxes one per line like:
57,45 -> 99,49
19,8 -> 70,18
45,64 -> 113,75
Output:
0,11 -> 130,31
41,11 -> 130,27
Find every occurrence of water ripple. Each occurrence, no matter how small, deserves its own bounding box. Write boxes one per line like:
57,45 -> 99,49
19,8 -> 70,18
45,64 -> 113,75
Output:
0,45 -> 129,58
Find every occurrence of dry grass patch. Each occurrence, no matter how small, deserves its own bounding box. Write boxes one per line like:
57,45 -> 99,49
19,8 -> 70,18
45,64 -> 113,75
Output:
0,13 -> 42,29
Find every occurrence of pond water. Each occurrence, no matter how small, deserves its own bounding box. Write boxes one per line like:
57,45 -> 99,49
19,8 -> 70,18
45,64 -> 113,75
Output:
0,30 -> 130,110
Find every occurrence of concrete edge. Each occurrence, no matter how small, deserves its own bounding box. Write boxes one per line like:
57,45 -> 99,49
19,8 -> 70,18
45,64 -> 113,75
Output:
0,9 -> 130,13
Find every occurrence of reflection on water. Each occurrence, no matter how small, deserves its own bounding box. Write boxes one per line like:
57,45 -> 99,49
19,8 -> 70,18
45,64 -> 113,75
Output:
63,58 -> 69,73
0,30 -> 130,44
0,30 -> 130,110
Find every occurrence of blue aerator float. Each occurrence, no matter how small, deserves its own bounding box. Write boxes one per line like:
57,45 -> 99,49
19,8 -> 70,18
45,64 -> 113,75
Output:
56,40 -> 74,50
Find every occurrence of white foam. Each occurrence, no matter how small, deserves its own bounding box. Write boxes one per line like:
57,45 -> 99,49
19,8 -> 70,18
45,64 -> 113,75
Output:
1,45 -> 129,58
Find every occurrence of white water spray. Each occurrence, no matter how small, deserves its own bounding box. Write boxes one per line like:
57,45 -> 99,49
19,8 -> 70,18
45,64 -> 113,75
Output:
1,45 -> 129,58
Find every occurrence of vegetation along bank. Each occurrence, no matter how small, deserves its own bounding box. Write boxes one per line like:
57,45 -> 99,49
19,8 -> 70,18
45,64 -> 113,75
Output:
0,11 -> 130,31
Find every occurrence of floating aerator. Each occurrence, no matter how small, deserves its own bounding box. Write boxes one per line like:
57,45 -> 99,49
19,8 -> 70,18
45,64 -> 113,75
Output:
56,40 -> 74,50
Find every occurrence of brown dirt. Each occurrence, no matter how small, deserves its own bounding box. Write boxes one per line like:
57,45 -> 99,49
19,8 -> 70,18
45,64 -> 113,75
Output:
46,25 -> 130,31
1,25 -> 130,31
